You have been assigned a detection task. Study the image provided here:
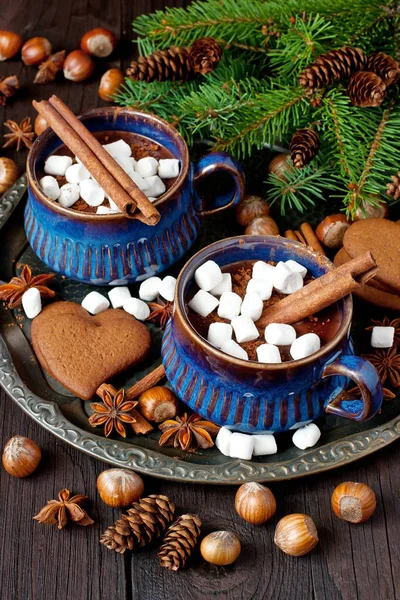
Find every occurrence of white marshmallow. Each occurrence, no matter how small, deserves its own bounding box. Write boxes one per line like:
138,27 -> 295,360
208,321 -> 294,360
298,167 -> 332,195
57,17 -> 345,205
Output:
273,261 -> 303,294
148,197 -> 157,203
75,155 -> 81,164
188,290 -> 219,317
241,292 -> 263,321
135,156 -> 159,178
221,339 -> 248,360
290,333 -> 321,360
246,278 -> 273,301
58,183 -> 80,208
218,292 -> 242,320
215,427 -> 233,456
139,277 -> 162,302
130,170 -> 150,192
159,276 -> 176,302
144,175 -> 166,197
123,297 -> 150,321
265,323 -> 296,346
256,343 -> 281,363
292,423 -> 321,450
114,155 -> 136,177
252,261 -> 275,281
22,288 -> 42,319
210,273 -> 232,296
195,260 -> 223,292
231,315 -> 259,344
158,158 -> 180,179
229,432 -> 254,460
207,322 -> 233,349
108,286 -> 131,308
285,259 -> 307,278
65,163 -> 91,184
81,291 -> 110,315
44,155 -> 73,176
103,139 -> 132,158
96,206 -> 119,215
39,175 -> 60,200
371,326 -> 395,348
252,434 -> 277,456
79,179 -> 105,207
107,197 -> 123,213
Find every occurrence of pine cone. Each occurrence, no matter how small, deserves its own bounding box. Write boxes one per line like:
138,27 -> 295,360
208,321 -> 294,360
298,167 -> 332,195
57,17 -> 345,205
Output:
347,71 -> 386,107
386,172 -> 400,200
158,514 -> 202,570
299,46 -> 366,91
189,37 -> 222,74
366,51 -> 400,86
126,47 -> 192,82
289,129 -> 319,168
100,494 -> 175,554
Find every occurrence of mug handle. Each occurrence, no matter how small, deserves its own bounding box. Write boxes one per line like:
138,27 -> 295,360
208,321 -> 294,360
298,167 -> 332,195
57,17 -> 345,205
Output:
193,152 -> 245,216
322,355 -> 383,421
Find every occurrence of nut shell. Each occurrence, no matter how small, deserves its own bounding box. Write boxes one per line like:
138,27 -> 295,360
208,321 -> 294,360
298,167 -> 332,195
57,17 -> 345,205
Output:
0,157 -> 18,194
81,28 -> 116,58
245,216 -> 279,236
236,195 -> 270,227
316,214 -> 350,249
2,435 -> 41,478
63,50 -> 95,82
267,153 -> 293,181
235,482 -> 276,525
21,37 -> 52,66
98,68 -> 124,101
97,468 -> 144,508
274,513 -> 318,556
200,531 -> 241,565
331,481 -> 376,523
0,31 -> 23,61
137,386 -> 179,423
34,114 -> 48,137
353,197 -> 388,220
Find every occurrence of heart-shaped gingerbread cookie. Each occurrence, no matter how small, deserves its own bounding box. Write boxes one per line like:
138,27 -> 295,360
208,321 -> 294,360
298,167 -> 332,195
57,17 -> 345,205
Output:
31,302 -> 151,400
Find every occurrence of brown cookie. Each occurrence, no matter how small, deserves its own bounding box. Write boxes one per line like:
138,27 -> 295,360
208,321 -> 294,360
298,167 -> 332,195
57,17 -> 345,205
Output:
31,302 -> 151,400
343,218 -> 400,293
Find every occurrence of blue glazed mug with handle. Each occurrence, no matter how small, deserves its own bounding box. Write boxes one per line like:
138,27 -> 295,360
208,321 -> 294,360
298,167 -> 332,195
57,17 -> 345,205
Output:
25,108 -> 245,285
161,236 -> 383,433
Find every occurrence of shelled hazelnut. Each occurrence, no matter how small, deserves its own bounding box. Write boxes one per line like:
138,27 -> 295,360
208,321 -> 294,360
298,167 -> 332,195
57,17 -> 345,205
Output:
97,468 -> 144,507
0,31 -> 23,61
316,214 -> 350,248
2,435 -> 41,478
137,386 -> 179,423
21,37 -> 52,66
331,481 -> 376,523
200,531 -> 241,565
236,194 -> 270,227
235,482 -> 276,525
244,216 -> 279,236
81,28 -> 116,58
0,157 -> 18,193
98,68 -> 124,101
63,50 -> 95,82
274,513 -> 319,556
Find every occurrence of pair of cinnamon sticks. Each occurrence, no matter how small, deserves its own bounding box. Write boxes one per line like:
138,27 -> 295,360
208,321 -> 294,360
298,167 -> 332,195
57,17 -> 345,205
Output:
33,96 -> 161,224
285,222 -> 326,256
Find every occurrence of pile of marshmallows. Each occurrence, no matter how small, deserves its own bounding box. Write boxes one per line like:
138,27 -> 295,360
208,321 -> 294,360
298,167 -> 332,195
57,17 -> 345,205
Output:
39,139 -> 180,213
188,258 -> 321,362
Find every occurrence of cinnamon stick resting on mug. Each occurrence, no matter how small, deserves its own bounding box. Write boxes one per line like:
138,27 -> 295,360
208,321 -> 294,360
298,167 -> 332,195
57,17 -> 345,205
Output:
258,251 -> 378,327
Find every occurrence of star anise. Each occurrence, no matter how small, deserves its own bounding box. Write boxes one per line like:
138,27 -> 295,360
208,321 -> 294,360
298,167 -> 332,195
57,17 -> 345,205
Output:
159,413 -> 220,452
0,75 -> 19,105
34,50 -> 66,84
89,387 -> 137,437
3,117 -> 35,151
0,265 -> 55,309
363,347 -> 400,388
147,300 -> 173,329
33,488 -> 94,530
366,316 -> 400,347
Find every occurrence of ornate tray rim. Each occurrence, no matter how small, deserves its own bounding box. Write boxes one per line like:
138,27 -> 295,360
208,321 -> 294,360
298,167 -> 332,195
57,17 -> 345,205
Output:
1,176 -> 400,485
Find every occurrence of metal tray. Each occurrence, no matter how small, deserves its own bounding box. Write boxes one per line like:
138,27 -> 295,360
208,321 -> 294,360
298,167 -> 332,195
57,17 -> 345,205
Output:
1,174 -> 399,484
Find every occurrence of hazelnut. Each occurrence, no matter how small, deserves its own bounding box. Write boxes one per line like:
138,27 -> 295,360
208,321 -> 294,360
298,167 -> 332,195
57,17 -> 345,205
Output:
200,531 -> 241,566
98,68 -> 124,101
137,386 -> 179,423
353,197 -> 388,220
244,216 -> 279,236
2,435 -> 41,478
97,468 -> 144,508
81,28 -> 116,58
236,194 -> 270,227
21,37 -> 52,66
63,49 -> 95,82
274,513 -> 319,557
0,31 -> 23,61
267,152 -> 293,181
0,157 -> 18,194
316,214 -> 350,248
235,482 -> 276,525
34,114 -> 48,137
331,481 -> 376,523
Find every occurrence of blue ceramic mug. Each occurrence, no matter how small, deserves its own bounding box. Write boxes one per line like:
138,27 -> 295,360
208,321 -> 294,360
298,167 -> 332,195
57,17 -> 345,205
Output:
161,236 -> 383,433
25,108 -> 245,285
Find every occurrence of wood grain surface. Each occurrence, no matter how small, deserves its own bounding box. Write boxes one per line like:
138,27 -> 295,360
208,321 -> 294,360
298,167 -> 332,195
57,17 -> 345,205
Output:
0,1 -> 399,599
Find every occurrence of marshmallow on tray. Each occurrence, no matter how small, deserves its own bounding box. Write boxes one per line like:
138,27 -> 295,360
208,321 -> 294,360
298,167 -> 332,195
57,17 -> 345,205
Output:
252,434 -> 277,456
58,183 -> 80,208
231,315 -> 259,344
285,259 -> 307,278
188,290 -> 219,317
292,423 -> 321,450
81,291 -> 110,315
241,292 -> 263,321
123,298 -> 150,321
229,432 -> 254,460
207,322 -> 233,349
246,278 -> 273,301
290,333 -> 321,360
159,276 -> 176,302
39,176 -> 60,200
108,286 -> 131,309
215,427 -> 232,456
145,175 -> 166,198
135,156 -> 159,178
65,163 -> 91,184
218,292 -> 242,320
195,260 -> 223,291
44,155 -> 73,176
139,277 -> 162,302
210,273 -> 232,296
103,139 -> 132,157
158,158 -> 180,179
220,339 -> 248,360
252,261 -> 275,281
22,288 -> 42,319
273,261 -> 303,294
265,323 -> 296,346
371,326 -> 395,348
256,343 -> 281,364
79,179 -> 105,207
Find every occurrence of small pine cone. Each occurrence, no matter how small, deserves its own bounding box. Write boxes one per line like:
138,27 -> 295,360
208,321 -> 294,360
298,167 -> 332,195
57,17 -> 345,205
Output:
289,129 -> 319,168
386,172 -> 400,200
158,514 -> 202,571
100,494 -> 175,554
347,71 -> 386,107
366,51 -> 400,86
299,46 -> 366,91
189,37 -> 222,74
126,47 -> 192,82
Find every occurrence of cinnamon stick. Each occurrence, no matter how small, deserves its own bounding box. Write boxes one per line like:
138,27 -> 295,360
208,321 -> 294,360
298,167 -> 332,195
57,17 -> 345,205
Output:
294,230 -> 306,244
125,364 -> 166,401
299,222 -> 326,255
96,383 -> 154,435
284,230 -> 300,243
258,251 -> 378,327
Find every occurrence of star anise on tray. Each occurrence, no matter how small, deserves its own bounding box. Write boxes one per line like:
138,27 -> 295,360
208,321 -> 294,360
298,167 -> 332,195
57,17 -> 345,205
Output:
366,316 -> 400,347
159,413 -> 220,452
0,265 -> 55,309
34,50 -> 66,84
33,488 -> 94,530
0,75 -> 19,105
363,347 -> 400,388
89,387 -> 137,438
146,300 -> 173,330
3,117 -> 35,151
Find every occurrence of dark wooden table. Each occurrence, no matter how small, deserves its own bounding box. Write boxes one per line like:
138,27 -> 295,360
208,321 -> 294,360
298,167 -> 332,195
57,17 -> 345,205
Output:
1,2 -> 399,599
